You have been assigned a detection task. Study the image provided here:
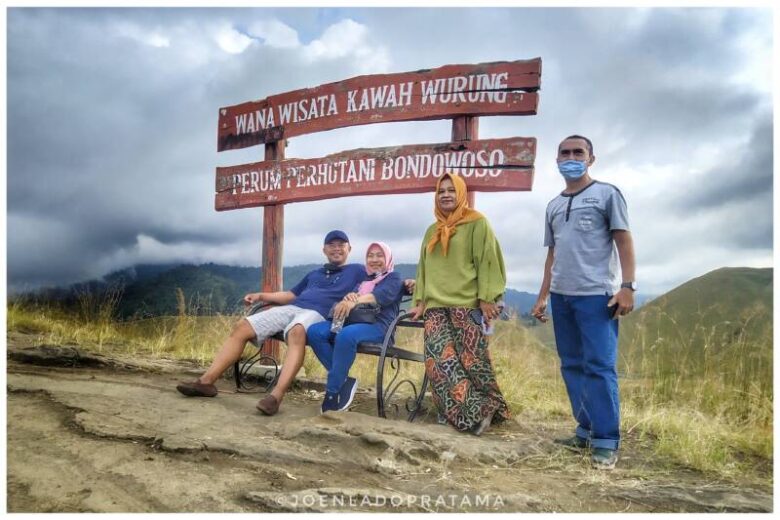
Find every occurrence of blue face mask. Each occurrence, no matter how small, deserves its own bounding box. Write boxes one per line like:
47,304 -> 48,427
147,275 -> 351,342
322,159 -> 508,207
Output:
558,160 -> 588,179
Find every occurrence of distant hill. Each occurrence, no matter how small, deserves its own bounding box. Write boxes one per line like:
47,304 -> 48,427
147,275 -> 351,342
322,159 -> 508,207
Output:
503,289 -> 538,318
117,264 -> 245,317
615,266 -> 773,404
520,269 -> 769,353
18,263 -> 459,318
109,263 -> 536,319
114,263 -> 355,318
20,262 -> 657,321
619,266 -> 772,354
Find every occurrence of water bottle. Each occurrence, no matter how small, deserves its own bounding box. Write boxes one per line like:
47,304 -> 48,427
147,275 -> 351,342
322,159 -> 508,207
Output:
330,316 -> 345,334
482,300 -> 507,336
482,315 -> 495,336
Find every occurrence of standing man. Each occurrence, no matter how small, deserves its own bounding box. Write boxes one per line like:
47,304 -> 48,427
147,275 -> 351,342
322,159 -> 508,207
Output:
531,135 -> 636,470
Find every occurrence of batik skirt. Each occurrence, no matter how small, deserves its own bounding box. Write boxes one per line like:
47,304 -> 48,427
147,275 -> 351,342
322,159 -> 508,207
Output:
423,307 -> 510,432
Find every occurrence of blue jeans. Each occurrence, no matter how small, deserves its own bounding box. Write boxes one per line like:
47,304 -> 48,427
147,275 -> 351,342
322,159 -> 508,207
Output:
550,292 -> 620,450
307,321 -> 385,394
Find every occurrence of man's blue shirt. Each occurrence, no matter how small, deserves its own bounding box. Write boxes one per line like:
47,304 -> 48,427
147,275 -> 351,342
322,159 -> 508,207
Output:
289,263 -> 366,318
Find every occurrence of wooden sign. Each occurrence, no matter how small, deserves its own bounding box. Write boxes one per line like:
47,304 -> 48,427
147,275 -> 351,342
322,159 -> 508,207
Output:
217,59 -> 541,151
215,137 -> 535,210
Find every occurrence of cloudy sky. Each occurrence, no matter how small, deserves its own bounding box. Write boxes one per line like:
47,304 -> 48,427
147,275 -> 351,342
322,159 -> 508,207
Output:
5,6 -> 774,296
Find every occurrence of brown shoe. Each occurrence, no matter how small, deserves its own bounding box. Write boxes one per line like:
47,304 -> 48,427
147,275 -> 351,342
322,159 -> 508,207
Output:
176,380 -> 218,397
256,395 -> 280,415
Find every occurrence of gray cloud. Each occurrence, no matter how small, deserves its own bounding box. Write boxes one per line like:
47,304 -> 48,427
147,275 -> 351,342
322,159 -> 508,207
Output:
6,7 -> 773,296
674,114 -> 773,212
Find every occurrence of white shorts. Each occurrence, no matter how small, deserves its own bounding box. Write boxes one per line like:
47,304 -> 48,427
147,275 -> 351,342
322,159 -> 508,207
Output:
244,304 -> 324,343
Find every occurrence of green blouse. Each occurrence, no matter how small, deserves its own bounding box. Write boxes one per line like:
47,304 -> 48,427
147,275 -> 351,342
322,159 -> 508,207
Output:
412,217 -> 506,310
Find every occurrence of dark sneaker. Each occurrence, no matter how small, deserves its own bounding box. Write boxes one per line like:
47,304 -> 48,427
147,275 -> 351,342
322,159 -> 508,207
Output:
176,380 -> 218,397
553,435 -> 590,450
321,392 -> 340,414
591,448 -> 618,470
336,377 -> 358,411
472,410 -> 496,436
256,395 -> 280,416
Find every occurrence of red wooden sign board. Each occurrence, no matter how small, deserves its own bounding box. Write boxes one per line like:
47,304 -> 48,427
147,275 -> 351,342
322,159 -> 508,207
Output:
217,59 -> 541,151
215,137 -> 535,210
215,59 -> 542,361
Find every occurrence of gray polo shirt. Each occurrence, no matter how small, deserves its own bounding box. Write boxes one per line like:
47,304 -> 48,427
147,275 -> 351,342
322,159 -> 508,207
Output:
544,181 -> 630,296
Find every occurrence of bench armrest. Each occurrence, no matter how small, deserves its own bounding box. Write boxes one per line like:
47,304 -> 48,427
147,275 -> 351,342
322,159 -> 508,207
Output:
245,301 -> 275,316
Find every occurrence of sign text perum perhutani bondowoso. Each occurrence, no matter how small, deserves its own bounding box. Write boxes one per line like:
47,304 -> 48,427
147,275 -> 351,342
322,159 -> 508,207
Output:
214,137 -> 536,209
223,147 -> 509,195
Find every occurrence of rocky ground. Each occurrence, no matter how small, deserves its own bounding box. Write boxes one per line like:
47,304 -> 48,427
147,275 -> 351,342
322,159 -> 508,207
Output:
5,333 -> 773,513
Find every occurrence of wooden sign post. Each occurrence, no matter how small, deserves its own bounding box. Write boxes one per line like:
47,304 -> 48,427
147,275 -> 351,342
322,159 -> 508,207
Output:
216,58 -> 542,360
261,139 -> 284,307
452,115 -> 480,208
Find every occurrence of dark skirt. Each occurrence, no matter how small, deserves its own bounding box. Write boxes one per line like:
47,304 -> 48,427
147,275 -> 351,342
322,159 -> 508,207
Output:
423,307 -> 510,432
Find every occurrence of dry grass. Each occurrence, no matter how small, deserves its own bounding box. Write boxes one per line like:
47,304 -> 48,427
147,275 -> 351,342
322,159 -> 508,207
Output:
6,297 -> 233,364
6,297 -> 772,481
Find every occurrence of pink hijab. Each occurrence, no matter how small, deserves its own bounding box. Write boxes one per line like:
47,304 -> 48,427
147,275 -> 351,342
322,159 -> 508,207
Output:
357,242 -> 394,295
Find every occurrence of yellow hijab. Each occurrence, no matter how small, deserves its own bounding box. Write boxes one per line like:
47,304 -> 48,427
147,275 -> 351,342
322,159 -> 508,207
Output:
426,173 -> 484,256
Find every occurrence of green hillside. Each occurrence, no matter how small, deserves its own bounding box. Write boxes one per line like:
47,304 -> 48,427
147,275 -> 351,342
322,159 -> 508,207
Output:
516,267 -> 772,425
619,267 -> 772,354
618,267 -> 772,422
44,262 -> 537,319
118,265 -> 243,317
114,264 -> 319,318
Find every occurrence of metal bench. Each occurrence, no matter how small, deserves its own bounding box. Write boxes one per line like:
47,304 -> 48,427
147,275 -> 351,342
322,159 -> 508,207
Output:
231,303 -> 429,422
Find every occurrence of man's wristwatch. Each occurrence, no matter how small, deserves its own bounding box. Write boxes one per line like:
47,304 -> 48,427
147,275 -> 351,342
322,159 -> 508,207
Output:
620,281 -> 637,291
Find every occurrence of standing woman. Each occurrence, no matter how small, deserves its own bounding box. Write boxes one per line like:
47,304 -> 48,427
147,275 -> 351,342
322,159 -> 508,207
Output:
409,172 -> 510,435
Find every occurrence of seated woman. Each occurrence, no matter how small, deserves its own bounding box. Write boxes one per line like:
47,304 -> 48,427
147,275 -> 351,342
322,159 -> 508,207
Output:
307,242 -> 404,413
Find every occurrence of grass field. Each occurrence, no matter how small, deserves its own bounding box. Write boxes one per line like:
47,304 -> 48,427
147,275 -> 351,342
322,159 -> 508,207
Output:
6,296 -> 772,482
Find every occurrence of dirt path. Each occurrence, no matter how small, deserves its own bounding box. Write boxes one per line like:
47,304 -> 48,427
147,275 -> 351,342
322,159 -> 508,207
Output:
5,337 -> 773,512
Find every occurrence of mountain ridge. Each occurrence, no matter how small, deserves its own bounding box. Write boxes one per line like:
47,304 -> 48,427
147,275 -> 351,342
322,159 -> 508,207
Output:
26,262 -> 538,319
22,262 -> 667,319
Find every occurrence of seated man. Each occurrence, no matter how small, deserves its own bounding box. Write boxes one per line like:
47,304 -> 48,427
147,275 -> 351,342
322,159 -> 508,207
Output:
176,230 -> 365,416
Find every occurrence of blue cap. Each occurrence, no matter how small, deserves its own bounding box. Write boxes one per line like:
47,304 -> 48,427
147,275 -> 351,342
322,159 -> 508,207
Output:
324,230 -> 349,244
